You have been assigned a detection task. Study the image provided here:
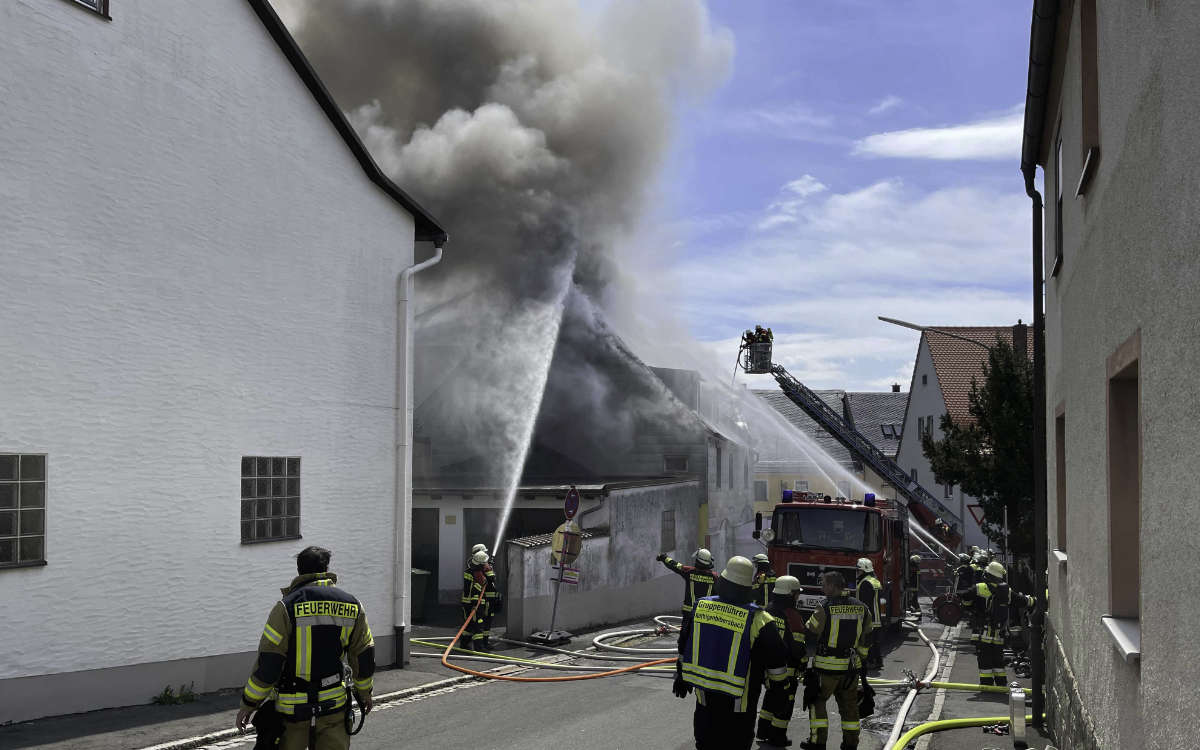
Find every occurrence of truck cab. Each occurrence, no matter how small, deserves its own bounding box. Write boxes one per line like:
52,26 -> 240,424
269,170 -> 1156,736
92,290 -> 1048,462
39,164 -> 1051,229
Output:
754,493 -> 911,628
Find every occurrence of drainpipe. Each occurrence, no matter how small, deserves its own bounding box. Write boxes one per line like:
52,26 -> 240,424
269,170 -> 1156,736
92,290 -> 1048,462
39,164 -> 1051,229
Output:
394,236 -> 446,667
1021,0 -> 1058,728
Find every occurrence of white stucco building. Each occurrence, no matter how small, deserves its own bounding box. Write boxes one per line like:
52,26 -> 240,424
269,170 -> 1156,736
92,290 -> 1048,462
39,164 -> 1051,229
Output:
0,0 -> 446,723
895,326 -> 1032,552
1023,2 -> 1200,748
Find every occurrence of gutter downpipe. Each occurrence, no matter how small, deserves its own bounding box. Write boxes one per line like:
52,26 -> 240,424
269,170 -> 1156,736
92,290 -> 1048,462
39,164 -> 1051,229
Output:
1021,0 -> 1058,729
394,236 -> 446,667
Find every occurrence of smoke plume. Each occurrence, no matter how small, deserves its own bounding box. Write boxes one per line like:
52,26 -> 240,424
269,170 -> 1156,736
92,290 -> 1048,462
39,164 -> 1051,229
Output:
277,0 -> 734,485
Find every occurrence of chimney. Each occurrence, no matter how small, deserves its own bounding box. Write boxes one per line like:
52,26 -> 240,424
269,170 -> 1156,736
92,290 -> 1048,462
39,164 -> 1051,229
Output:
891,383 -> 901,393
1013,319 -> 1029,361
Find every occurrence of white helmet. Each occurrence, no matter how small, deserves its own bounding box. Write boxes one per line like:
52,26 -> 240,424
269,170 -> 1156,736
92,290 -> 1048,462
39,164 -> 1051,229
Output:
772,575 -> 801,596
752,553 -> 770,565
856,557 -> 874,575
721,556 -> 756,588
694,548 -> 714,568
958,553 -> 971,563
472,543 -> 489,555
985,561 -> 1006,580
470,550 -> 489,566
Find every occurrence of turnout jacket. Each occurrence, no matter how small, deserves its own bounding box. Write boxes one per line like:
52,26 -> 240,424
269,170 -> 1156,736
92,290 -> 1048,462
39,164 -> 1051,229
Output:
241,572 -> 374,719
957,582 -> 1035,643
461,563 -> 501,612
661,556 -> 719,613
764,597 -> 806,677
856,574 -> 883,627
753,568 -> 779,608
678,595 -> 789,712
805,593 -> 874,673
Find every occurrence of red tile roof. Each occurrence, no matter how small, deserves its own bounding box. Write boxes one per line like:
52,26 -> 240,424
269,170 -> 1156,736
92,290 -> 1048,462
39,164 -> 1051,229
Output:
925,326 -> 1033,424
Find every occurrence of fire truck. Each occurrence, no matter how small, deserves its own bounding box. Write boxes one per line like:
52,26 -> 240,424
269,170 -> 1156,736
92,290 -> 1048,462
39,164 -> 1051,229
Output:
754,491 -> 914,626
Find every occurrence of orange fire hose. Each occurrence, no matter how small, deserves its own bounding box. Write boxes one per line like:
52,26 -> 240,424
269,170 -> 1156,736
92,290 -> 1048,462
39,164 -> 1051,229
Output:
440,592 -> 676,682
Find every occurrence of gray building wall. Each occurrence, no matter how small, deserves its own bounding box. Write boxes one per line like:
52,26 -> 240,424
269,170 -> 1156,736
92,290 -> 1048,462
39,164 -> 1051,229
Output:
504,481 -> 700,638
1038,2 -> 1200,749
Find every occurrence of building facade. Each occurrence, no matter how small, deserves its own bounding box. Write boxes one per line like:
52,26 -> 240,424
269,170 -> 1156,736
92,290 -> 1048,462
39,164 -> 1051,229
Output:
1024,2 -> 1200,748
0,0 -> 444,723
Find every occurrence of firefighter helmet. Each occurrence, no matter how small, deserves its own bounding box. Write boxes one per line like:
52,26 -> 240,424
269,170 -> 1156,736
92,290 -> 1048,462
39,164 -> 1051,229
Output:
773,575 -> 801,596
910,554 -> 922,565
856,557 -> 874,575
985,561 -> 1006,580
470,550 -> 489,566
753,552 -> 770,565
471,544 -> 488,555
694,548 -> 714,569
958,553 -> 971,564
721,556 -> 756,588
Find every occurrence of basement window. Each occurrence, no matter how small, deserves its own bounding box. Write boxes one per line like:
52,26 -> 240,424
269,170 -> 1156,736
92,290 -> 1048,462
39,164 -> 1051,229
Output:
0,454 -> 47,569
241,456 -> 301,544
64,0 -> 111,19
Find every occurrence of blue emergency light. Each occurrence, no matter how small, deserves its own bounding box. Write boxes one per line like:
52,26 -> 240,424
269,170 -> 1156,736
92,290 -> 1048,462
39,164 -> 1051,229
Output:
864,493 -> 876,507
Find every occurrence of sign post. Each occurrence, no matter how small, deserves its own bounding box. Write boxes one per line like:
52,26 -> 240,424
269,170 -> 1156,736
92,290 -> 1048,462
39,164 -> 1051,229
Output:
530,487 -> 583,646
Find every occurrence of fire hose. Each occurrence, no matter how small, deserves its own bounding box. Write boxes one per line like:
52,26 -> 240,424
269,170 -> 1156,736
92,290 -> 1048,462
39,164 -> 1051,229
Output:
437,592 -> 675,682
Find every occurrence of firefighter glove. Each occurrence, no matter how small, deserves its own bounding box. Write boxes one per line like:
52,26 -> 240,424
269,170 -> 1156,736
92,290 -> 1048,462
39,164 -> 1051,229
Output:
656,554 -> 667,562
672,676 -> 692,699
802,668 -> 820,709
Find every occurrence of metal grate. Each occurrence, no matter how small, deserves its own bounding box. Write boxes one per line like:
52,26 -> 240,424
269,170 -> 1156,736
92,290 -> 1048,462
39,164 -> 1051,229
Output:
0,454 -> 47,568
240,456 -> 301,543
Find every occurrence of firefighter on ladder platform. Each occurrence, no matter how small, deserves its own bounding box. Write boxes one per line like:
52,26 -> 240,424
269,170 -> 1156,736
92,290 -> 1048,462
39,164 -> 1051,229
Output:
756,576 -> 805,747
461,550 -> 500,651
956,560 -> 1035,685
657,548 -> 718,617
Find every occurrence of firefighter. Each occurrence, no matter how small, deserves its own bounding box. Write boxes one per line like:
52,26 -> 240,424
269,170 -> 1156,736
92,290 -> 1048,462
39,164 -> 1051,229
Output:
752,552 -> 778,608
470,543 -> 490,562
461,550 -> 497,651
236,546 -> 374,750
854,558 -> 883,670
675,556 -> 789,750
952,553 -> 973,590
907,554 -> 923,614
803,571 -> 872,750
657,548 -> 718,616
965,551 -> 987,652
957,561 -> 1035,685
756,576 -> 806,747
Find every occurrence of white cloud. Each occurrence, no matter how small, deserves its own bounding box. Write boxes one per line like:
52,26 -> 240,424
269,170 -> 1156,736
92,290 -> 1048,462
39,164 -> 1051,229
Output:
852,109 -> 1023,160
756,174 -> 827,230
718,104 -> 839,141
672,178 -> 1032,390
868,95 -> 903,116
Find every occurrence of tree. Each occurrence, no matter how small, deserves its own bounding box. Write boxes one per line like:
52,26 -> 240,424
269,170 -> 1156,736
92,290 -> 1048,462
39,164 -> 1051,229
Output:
921,338 -> 1034,554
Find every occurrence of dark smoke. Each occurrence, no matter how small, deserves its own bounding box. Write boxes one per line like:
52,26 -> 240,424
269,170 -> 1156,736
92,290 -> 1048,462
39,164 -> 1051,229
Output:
276,0 -> 733,483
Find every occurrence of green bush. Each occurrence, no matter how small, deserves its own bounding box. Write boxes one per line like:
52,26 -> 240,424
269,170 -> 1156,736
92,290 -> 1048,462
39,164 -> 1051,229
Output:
151,682 -> 197,705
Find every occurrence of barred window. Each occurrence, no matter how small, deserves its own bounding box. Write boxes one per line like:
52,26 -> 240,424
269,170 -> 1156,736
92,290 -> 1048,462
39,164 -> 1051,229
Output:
241,456 -> 300,544
66,0 -> 110,18
0,454 -> 47,568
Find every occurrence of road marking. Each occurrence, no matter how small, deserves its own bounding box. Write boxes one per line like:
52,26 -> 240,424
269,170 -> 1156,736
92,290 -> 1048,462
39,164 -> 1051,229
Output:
914,622 -> 963,750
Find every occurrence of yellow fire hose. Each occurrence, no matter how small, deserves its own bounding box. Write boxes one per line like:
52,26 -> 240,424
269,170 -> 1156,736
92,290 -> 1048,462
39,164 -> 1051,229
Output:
890,715 -> 1038,750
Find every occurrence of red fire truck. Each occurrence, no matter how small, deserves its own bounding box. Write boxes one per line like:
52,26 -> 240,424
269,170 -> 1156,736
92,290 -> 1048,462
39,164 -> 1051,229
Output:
754,491 -> 914,627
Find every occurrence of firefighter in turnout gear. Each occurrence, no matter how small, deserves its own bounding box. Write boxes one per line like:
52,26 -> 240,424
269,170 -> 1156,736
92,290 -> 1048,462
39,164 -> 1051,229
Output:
236,547 -> 374,750
756,576 -> 806,747
657,548 -> 719,616
462,550 -> 500,651
907,554 -> 922,614
956,561 -> 1035,685
752,552 -> 778,608
967,551 -> 987,652
802,571 -> 873,750
676,556 -> 790,750
855,558 -> 883,670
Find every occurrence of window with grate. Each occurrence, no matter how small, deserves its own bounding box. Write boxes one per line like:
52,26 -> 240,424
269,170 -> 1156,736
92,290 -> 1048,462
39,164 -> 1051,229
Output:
794,480 -> 809,492
664,455 -> 689,473
660,509 -> 676,554
0,454 -> 47,568
241,456 -> 301,544
66,0 -> 110,18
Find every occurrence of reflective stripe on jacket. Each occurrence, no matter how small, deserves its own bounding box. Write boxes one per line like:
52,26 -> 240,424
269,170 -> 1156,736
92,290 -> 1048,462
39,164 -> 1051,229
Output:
754,571 -> 778,608
806,596 -> 871,673
680,597 -> 777,710
857,575 -> 882,627
662,557 -> 718,612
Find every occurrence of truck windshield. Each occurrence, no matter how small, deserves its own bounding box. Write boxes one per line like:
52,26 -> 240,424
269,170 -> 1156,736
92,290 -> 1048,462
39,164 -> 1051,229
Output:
772,507 -> 882,553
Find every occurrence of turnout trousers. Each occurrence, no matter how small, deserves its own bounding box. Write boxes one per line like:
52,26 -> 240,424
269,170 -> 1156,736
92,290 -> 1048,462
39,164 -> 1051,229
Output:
461,602 -> 489,649
977,628 -> 1007,685
279,711 -> 349,750
807,671 -> 861,749
693,691 -> 756,750
757,675 -> 798,745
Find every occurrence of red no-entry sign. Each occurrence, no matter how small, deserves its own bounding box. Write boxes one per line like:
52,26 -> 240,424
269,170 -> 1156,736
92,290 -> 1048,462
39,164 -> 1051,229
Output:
564,486 -> 580,520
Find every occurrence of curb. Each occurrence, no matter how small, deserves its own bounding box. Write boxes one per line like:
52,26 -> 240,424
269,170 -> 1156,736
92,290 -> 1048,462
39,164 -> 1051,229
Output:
136,673 -> 481,750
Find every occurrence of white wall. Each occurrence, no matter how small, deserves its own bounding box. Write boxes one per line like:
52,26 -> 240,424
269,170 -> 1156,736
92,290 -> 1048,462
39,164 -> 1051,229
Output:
0,0 -> 416,701
896,339 -> 986,550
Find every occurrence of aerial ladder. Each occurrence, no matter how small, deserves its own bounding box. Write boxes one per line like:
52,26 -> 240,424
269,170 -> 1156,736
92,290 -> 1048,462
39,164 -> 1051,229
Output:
739,329 -> 963,549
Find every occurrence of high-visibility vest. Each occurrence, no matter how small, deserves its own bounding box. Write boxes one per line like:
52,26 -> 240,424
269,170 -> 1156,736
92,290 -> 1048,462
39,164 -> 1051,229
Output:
277,578 -> 361,718
811,597 -> 868,673
754,571 -> 778,607
680,597 -> 775,711
858,575 -> 882,626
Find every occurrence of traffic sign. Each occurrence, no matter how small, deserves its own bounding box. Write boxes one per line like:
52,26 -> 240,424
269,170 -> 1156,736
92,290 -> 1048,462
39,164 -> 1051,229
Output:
564,486 -> 580,520
968,504 -> 986,527
551,520 -> 582,566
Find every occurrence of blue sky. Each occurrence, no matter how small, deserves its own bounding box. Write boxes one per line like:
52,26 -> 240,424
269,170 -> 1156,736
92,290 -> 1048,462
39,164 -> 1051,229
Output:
654,1 -> 1035,391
